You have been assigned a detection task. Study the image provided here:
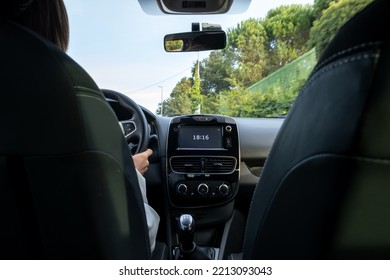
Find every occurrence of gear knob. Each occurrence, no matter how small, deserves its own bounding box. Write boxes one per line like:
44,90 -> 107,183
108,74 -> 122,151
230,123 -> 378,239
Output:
178,214 -> 194,232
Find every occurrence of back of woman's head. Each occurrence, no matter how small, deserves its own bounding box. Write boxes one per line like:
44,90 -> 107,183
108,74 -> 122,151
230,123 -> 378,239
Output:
11,0 -> 69,51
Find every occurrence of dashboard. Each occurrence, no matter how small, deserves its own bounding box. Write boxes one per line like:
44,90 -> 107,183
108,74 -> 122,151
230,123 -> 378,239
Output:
106,92 -> 283,259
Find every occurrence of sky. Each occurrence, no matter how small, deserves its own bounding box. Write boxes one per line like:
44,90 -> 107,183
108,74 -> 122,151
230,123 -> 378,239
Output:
65,0 -> 313,113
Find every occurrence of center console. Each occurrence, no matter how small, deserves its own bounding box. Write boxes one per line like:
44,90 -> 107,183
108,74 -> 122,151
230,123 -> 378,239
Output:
166,114 -> 240,259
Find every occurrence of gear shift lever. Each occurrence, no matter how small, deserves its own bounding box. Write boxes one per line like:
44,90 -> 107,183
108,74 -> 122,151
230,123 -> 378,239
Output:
178,214 -> 196,253
176,214 -> 215,259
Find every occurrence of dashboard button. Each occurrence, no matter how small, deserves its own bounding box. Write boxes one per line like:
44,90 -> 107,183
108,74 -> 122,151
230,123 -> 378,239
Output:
197,183 -> 209,195
218,184 -> 230,195
176,183 -> 188,194
225,125 -> 232,133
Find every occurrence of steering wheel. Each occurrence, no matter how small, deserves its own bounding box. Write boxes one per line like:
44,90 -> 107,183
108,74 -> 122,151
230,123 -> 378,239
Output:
101,89 -> 150,155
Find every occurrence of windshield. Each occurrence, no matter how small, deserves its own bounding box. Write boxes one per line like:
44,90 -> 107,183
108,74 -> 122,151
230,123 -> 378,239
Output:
65,0 -> 372,117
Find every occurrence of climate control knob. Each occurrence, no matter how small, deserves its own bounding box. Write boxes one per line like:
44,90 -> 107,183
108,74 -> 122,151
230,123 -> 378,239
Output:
176,183 -> 188,194
197,183 -> 209,195
218,184 -> 230,195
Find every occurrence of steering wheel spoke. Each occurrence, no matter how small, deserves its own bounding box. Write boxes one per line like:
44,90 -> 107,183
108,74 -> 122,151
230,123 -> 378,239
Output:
101,89 -> 150,155
120,120 -> 137,138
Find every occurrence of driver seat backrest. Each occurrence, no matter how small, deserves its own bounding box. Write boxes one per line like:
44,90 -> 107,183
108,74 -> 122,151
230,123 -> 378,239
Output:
243,0 -> 390,259
0,11 -> 151,259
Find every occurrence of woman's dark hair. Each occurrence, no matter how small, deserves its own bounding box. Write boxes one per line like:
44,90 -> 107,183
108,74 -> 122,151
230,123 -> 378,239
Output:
13,0 -> 69,51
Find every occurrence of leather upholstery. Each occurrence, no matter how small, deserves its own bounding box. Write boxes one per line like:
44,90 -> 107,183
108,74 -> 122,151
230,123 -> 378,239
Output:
243,0 -> 390,259
0,17 -> 151,259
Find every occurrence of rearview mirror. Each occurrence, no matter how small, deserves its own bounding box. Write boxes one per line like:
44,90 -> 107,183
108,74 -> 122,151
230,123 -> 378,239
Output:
138,0 -> 251,15
164,30 -> 226,52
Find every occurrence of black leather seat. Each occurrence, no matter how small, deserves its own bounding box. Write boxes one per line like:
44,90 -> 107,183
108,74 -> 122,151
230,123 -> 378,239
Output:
0,2 -> 151,259
243,0 -> 390,259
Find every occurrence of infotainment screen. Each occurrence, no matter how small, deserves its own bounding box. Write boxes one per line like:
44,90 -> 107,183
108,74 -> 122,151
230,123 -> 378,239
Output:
178,126 -> 223,149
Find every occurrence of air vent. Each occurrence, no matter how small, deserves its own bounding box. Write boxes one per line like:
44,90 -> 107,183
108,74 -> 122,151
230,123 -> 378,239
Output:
182,1 -> 206,8
170,156 -> 236,174
205,157 -> 236,173
171,157 -> 202,173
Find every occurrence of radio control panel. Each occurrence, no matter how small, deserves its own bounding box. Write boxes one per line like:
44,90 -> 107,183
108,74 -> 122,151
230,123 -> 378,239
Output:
166,115 -> 240,208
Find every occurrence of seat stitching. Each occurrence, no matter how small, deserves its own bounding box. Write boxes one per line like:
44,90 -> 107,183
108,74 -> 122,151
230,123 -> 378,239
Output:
313,41 -> 382,72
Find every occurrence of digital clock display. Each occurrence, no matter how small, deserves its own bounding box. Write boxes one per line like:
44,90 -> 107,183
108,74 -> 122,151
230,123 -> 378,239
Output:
178,126 -> 223,149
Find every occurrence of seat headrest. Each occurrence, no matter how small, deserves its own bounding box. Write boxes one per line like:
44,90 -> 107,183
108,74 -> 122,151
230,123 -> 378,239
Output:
0,0 -> 34,18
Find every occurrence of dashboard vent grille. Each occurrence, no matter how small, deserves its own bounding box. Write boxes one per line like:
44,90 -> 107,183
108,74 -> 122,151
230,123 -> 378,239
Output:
171,157 -> 202,173
170,156 -> 236,174
204,157 -> 236,173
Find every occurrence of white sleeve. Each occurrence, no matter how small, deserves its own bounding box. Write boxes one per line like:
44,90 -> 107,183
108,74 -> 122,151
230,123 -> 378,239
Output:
136,170 -> 160,252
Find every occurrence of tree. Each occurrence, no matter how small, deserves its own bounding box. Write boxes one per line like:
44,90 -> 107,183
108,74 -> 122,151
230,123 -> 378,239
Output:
312,0 -> 333,18
201,93 -> 221,114
263,4 -> 315,75
226,18 -> 269,87
197,50 -> 233,95
158,77 -> 192,116
160,63 -> 203,116
308,0 -> 374,58
222,4 -> 315,87
165,39 -> 183,52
